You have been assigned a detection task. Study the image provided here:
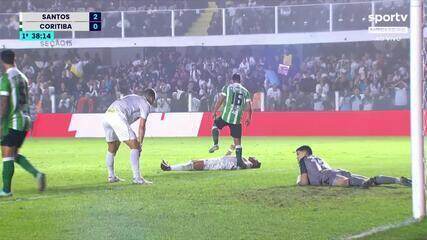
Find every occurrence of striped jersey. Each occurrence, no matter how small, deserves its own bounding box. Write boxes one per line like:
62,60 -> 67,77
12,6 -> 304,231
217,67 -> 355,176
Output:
220,83 -> 251,124
0,67 -> 31,135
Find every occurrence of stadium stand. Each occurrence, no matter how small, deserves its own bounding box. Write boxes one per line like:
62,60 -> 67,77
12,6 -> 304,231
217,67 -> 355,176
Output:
15,40 -> 411,115
1,0 -> 395,39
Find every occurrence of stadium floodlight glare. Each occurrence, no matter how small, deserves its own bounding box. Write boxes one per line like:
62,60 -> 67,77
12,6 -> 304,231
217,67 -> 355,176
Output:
410,0 -> 426,221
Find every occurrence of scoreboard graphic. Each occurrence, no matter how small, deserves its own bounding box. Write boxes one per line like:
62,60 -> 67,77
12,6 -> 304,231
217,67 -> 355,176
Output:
19,12 -> 101,40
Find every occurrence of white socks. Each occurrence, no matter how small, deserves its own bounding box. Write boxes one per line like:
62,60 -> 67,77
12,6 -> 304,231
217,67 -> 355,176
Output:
170,162 -> 193,171
130,149 -> 141,179
106,152 -> 115,178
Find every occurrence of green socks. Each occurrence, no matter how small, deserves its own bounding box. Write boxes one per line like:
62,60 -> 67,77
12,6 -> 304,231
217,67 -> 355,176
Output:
2,158 -> 15,193
236,145 -> 245,169
15,154 -> 39,178
212,127 -> 219,146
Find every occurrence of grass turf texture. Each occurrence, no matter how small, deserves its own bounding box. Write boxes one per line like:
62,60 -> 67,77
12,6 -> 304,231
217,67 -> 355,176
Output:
0,137 -> 420,240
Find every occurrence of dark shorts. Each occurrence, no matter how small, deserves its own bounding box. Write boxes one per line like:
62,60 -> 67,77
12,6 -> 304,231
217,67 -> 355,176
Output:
1,129 -> 27,148
214,117 -> 242,139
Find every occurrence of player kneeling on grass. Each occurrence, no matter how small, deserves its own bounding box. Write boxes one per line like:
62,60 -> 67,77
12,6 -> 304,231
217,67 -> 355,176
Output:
160,156 -> 261,171
102,89 -> 156,185
0,50 -> 46,197
295,145 -> 411,188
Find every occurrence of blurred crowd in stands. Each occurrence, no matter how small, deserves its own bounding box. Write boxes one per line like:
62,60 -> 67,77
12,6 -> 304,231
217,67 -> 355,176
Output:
0,0 -> 414,115
9,41 -> 413,116
0,0 -> 409,38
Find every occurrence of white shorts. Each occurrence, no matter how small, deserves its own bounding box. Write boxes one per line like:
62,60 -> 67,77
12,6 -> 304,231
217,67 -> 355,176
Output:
103,112 -> 136,142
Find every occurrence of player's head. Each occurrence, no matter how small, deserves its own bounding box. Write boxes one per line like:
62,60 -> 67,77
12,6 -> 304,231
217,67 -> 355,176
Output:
232,73 -> 241,83
295,145 -> 312,160
144,88 -> 157,106
248,157 -> 261,169
1,49 -> 15,67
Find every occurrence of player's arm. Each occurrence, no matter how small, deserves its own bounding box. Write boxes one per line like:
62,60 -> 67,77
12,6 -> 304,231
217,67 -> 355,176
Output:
297,159 -> 309,186
212,94 -> 225,119
0,75 -> 10,136
138,103 -> 150,148
297,174 -> 309,186
245,99 -> 252,126
138,117 -> 146,148
0,96 -> 9,120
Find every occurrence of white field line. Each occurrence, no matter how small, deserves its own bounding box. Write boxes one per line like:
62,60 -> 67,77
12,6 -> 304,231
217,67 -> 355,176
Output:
342,218 -> 416,239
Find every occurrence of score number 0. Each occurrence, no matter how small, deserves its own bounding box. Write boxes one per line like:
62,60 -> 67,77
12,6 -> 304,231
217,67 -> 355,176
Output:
89,12 -> 102,31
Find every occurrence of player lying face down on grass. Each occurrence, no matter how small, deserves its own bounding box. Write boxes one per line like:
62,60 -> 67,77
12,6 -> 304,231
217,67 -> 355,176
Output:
209,73 -> 253,169
295,145 -> 412,188
102,88 -> 156,185
160,156 -> 261,171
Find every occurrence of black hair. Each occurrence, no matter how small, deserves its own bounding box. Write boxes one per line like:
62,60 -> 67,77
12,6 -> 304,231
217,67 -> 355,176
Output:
1,50 -> 15,65
249,157 -> 261,168
253,161 -> 261,169
144,88 -> 156,100
232,73 -> 241,83
296,145 -> 313,155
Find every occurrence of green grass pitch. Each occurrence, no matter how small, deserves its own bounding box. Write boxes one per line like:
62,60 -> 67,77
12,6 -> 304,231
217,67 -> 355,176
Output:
0,137 -> 426,240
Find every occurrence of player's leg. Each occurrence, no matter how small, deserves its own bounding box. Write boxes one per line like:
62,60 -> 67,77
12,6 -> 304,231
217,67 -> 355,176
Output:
331,175 -> 350,187
209,118 -> 226,153
14,130 -> 46,191
124,139 -> 147,184
106,141 -> 122,182
225,144 -> 235,156
123,139 -> 151,185
337,170 -> 370,187
370,175 -> 412,187
0,130 -> 18,197
103,119 -> 122,183
107,114 -> 150,184
231,124 -> 244,168
162,160 -> 203,171
0,145 -> 15,197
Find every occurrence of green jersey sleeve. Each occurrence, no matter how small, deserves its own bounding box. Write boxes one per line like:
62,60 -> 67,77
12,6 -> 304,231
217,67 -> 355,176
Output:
245,90 -> 251,103
0,74 -> 11,96
221,85 -> 227,96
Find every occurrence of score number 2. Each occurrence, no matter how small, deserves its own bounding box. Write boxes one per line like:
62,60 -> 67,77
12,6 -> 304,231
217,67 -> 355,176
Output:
89,12 -> 102,31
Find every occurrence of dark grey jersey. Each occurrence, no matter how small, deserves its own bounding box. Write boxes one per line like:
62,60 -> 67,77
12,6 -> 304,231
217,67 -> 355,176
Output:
303,155 -> 333,185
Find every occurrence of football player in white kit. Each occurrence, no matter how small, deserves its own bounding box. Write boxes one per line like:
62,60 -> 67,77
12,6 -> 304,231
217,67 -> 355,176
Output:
160,156 -> 261,171
102,88 -> 156,184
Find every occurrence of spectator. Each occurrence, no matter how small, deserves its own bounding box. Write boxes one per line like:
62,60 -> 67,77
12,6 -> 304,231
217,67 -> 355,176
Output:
339,90 -> 352,111
267,84 -> 281,111
374,88 -> 393,110
313,93 -> 325,111
76,93 -> 95,113
362,90 -> 374,111
285,92 -> 297,111
40,89 -> 52,113
394,81 -> 408,109
58,92 -> 72,113
350,87 -> 363,111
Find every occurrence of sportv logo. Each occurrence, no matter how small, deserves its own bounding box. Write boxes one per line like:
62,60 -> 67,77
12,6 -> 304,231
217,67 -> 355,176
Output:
368,13 -> 408,24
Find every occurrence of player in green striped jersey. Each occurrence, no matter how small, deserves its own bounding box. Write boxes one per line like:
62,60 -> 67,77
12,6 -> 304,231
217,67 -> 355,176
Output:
209,73 -> 252,168
0,50 -> 45,197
